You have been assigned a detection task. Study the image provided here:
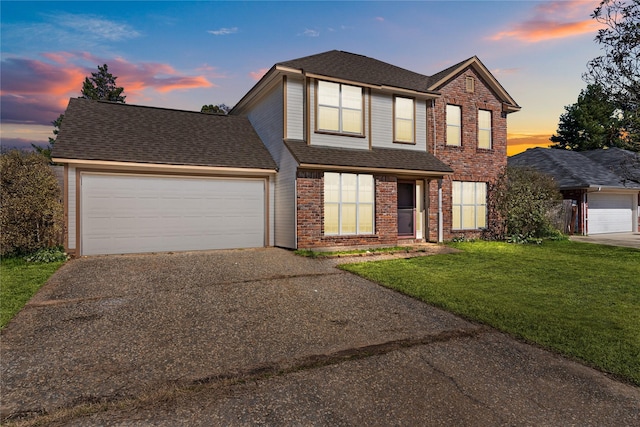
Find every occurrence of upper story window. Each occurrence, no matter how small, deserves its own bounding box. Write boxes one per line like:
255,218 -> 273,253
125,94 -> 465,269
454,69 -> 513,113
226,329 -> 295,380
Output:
446,104 -> 461,146
317,81 -> 363,135
478,109 -> 492,149
394,96 -> 414,143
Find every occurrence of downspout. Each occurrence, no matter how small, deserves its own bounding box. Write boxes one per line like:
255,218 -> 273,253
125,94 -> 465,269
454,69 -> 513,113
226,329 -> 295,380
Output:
438,179 -> 444,243
431,99 -> 437,155
582,191 -> 587,235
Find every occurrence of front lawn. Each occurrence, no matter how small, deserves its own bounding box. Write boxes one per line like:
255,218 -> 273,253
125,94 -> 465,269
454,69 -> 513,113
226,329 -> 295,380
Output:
0,258 -> 64,328
341,240 -> 640,385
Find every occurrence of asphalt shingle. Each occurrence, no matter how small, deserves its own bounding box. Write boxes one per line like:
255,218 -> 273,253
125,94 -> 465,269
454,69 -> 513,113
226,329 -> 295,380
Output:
285,139 -> 453,174
508,148 -> 640,189
52,98 -> 277,170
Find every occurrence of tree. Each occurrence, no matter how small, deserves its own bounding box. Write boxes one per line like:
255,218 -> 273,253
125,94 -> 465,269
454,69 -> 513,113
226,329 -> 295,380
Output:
0,150 -> 64,256
81,64 -> 126,103
35,64 -> 126,160
550,84 -> 626,151
583,0 -> 640,149
201,104 -> 231,114
485,166 -> 563,242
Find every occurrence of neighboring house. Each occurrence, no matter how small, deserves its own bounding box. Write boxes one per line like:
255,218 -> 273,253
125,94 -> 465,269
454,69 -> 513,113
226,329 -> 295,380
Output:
509,148 -> 640,235
53,50 -> 521,256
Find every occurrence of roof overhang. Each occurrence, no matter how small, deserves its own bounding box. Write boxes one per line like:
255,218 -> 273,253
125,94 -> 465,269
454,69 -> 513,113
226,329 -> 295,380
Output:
52,158 -> 277,176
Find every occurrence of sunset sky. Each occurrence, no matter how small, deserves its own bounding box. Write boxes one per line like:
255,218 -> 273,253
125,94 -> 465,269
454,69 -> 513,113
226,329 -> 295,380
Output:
1,0 -> 605,156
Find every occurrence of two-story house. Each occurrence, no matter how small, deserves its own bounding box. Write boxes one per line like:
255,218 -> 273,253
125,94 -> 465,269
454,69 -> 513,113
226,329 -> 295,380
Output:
52,50 -> 520,256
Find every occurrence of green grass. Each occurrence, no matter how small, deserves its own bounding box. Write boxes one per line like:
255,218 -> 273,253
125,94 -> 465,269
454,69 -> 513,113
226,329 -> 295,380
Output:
0,257 -> 64,328
341,240 -> 640,385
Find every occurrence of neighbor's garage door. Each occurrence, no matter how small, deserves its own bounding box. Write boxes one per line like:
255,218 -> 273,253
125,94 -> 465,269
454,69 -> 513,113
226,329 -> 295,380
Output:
588,192 -> 633,234
81,174 -> 265,255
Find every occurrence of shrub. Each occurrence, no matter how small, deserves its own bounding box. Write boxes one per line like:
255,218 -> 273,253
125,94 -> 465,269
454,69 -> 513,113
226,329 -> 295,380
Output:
24,246 -> 69,263
0,150 -> 64,256
485,166 -> 563,241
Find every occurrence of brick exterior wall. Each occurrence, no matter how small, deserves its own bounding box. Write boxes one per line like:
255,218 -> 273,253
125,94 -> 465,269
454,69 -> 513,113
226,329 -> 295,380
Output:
296,170 -> 398,249
427,67 -> 509,240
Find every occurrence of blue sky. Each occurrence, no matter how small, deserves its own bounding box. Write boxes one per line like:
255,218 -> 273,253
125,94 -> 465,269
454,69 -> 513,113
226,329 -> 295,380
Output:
1,1 -> 604,154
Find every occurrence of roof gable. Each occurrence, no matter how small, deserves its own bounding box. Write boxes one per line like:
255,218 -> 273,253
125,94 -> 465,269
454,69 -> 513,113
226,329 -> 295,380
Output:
52,98 -> 277,170
427,56 -> 520,112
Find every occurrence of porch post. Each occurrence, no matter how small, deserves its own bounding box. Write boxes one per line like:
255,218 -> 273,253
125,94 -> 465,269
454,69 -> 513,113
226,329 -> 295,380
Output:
438,179 -> 443,243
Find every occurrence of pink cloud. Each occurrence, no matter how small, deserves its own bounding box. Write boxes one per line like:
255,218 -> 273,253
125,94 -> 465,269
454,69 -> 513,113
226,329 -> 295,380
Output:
1,52 -> 217,125
249,68 -> 269,81
489,1 -> 604,43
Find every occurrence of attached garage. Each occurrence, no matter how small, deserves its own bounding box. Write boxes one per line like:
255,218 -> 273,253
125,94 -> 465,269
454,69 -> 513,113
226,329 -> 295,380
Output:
81,174 -> 266,255
52,98 -> 277,256
588,192 -> 634,234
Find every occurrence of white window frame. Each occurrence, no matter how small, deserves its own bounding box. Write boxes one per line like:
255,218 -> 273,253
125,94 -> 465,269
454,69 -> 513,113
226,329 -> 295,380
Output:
446,104 -> 462,146
478,109 -> 492,149
317,81 -> 363,135
452,181 -> 487,230
324,172 -> 374,236
394,96 -> 415,143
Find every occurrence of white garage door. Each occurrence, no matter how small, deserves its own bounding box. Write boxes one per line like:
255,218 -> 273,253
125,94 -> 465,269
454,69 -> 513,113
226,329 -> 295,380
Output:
81,174 -> 265,255
588,193 -> 633,234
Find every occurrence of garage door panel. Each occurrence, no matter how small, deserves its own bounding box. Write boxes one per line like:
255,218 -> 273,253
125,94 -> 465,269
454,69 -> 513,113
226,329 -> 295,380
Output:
81,174 -> 265,255
588,193 -> 633,234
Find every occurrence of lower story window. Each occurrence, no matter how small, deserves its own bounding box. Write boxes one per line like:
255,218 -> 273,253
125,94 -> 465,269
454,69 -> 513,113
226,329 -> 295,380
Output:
452,181 -> 487,230
324,172 -> 374,235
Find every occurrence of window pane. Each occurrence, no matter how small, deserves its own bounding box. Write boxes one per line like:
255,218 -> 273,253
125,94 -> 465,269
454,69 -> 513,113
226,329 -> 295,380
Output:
318,106 -> 339,131
446,124 -> 460,146
452,181 -> 462,204
446,105 -> 461,126
452,205 -> 462,230
341,85 -> 362,109
358,204 -> 374,234
395,119 -> 413,142
478,110 -> 491,129
324,204 -> 339,234
462,206 -> 476,229
341,174 -> 357,203
475,183 -> 487,205
358,175 -> 374,203
324,172 -> 340,203
462,182 -> 475,205
396,97 -> 413,120
318,81 -> 340,106
478,130 -> 491,149
342,109 -> 362,133
477,205 -> 487,228
341,203 -> 357,234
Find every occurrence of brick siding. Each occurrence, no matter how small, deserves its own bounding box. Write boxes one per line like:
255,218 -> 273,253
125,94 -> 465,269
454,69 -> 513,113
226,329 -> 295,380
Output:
427,67 -> 508,240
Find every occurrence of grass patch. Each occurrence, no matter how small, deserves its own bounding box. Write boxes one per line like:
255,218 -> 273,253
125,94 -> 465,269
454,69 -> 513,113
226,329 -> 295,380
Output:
341,240 -> 640,385
295,246 -> 414,258
0,257 -> 64,329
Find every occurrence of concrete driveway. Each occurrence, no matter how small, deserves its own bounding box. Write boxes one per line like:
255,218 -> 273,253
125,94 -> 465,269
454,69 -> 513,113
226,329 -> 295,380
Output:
570,232 -> 640,249
1,248 -> 638,425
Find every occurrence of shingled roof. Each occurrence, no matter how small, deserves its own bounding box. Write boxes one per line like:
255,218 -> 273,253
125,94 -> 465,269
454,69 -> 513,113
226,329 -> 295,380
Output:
284,139 -> 453,174
52,98 -> 277,170
277,50 -> 436,94
508,148 -> 640,190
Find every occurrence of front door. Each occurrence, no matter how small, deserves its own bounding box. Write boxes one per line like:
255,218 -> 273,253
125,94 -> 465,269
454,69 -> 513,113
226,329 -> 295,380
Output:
397,182 -> 415,237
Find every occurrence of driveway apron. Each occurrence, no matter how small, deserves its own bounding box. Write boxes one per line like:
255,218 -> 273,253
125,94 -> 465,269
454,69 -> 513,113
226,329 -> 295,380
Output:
1,248 -> 638,425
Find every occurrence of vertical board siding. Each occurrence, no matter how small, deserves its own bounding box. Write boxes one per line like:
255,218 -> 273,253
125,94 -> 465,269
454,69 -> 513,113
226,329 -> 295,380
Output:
286,77 -> 304,140
67,166 -> 76,250
275,149 -> 298,248
247,82 -> 285,162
